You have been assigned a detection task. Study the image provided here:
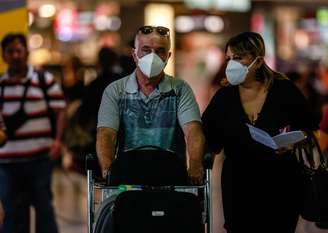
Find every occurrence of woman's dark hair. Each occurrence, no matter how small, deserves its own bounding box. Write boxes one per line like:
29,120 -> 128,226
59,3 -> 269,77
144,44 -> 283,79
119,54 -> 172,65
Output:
225,32 -> 287,88
1,33 -> 27,52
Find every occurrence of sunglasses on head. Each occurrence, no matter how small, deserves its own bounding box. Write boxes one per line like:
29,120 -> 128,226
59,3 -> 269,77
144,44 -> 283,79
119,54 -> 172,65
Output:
138,26 -> 170,37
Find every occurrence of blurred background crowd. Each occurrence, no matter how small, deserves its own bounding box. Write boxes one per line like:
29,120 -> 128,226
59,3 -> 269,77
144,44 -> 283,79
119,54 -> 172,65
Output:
2,0 -> 328,232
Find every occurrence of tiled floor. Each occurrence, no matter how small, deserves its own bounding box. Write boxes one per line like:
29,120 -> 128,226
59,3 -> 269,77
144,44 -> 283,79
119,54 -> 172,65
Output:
52,168 -> 87,233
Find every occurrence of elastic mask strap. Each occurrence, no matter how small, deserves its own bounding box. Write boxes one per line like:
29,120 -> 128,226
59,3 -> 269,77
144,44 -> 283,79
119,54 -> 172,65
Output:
248,57 -> 259,70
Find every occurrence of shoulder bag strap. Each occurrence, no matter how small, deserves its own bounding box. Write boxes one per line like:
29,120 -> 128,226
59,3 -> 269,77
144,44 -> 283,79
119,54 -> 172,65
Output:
37,71 -> 51,110
0,79 -> 30,111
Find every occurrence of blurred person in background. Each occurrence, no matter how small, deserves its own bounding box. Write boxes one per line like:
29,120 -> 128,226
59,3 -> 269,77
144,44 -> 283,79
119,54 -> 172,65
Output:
59,55 -> 86,172
0,113 -> 6,230
97,25 -> 205,184
0,33 -> 66,233
118,39 -> 136,77
78,47 -> 121,130
62,55 -> 85,104
287,68 -> 323,126
202,32 -> 318,233
0,201 -> 4,229
319,105 -> 328,152
62,47 -> 121,174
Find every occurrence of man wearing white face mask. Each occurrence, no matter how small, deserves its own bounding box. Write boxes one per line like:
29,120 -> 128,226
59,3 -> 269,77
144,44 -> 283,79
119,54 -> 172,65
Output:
97,25 -> 205,185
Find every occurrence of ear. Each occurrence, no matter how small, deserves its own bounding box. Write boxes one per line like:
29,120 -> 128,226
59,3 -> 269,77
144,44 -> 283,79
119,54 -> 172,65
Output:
256,56 -> 264,68
131,48 -> 138,64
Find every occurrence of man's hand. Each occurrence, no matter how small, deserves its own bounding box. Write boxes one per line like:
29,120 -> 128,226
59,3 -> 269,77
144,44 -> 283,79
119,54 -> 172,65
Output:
102,168 -> 110,179
0,200 -> 4,228
182,121 -> 205,185
188,161 -> 204,185
50,139 -> 62,160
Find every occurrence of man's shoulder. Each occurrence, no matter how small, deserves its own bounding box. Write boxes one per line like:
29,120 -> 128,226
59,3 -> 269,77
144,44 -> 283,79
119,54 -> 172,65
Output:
32,69 -> 55,84
0,67 -> 53,84
166,75 -> 187,85
104,74 -> 130,94
163,75 -> 190,92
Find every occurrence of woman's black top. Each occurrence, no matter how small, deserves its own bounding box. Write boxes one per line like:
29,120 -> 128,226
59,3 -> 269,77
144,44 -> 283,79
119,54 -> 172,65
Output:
202,78 -> 318,232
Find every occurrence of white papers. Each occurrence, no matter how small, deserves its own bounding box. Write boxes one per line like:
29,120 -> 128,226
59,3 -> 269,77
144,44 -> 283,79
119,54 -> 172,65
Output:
246,124 -> 306,150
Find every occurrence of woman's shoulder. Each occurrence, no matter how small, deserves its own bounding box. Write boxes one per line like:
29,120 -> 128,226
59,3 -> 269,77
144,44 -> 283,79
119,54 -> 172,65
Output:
273,75 -> 291,85
272,75 -> 305,102
272,76 -> 299,92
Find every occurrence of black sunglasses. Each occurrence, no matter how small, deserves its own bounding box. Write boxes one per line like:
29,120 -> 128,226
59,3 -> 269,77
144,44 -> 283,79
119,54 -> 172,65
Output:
138,26 -> 170,37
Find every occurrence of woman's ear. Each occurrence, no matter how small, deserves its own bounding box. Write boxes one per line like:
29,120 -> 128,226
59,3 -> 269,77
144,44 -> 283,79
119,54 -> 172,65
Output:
256,56 -> 264,68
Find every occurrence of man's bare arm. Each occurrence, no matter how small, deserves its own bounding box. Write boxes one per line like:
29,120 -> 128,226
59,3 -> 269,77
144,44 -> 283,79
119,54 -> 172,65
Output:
0,130 -> 6,146
50,108 -> 67,159
55,108 -> 67,142
96,127 -> 117,178
182,121 -> 205,184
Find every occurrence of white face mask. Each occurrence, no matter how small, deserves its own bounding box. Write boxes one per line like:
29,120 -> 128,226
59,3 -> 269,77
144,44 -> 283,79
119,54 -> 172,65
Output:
136,52 -> 166,78
225,57 -> 258,85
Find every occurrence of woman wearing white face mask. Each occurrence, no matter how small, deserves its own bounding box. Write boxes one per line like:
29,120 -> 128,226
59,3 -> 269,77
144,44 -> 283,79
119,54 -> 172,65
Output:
202,32 -> 318,233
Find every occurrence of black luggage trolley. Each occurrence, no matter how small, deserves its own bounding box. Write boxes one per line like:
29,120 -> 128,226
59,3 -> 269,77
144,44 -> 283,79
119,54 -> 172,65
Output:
86,149 -> 213,233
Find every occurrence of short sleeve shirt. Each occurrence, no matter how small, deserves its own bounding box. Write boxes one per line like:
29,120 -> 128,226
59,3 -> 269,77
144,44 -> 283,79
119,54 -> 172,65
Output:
98,72 -> 201,159
0,65 -> 66,159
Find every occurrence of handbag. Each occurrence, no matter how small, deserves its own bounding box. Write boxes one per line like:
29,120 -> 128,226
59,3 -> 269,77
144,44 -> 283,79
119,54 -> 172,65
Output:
1,80 -> 30,138
293,131 -> 328,222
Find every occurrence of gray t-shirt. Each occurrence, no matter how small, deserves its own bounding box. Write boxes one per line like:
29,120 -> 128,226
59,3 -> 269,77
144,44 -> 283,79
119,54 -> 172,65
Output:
98,72 -> 201,159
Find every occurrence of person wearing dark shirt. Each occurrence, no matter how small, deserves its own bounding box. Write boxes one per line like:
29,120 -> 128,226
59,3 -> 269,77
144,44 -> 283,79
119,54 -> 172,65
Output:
66,47 -> 121,170
202,32 -> 317,233
78,47 -> 121,128
0,113 -> 6,230
118,39 -> 136,77
287,70 -> 323,126
319,105 -> 328,152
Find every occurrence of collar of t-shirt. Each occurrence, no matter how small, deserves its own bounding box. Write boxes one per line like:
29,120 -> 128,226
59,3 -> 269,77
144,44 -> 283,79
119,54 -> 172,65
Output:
1,65 -> 35,82
125,71 -> 174,95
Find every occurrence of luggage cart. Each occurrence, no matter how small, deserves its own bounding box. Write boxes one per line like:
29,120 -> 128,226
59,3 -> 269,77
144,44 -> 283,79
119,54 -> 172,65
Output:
86,152 -> 213,233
